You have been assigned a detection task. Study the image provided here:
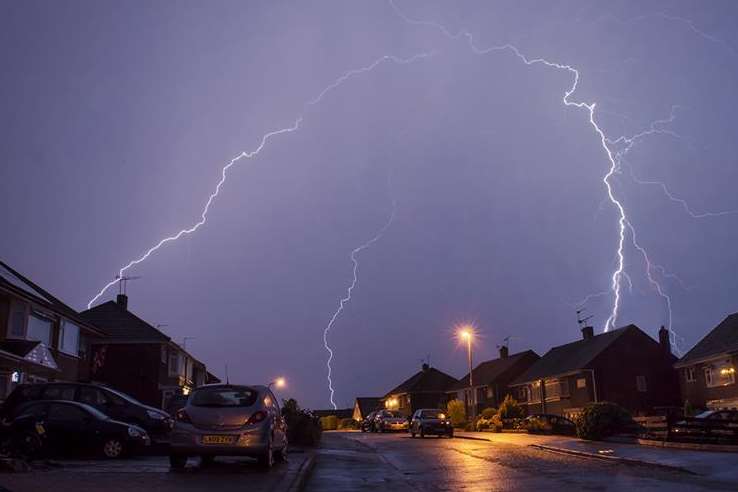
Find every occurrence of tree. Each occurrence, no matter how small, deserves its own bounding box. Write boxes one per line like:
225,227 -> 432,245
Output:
497,395 -> 524,419
447,399 -> 466,427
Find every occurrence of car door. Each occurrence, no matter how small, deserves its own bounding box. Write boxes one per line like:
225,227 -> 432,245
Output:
45,403 -> 97,455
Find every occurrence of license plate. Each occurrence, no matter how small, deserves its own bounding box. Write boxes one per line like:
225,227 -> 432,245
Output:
202,435 -> 237,445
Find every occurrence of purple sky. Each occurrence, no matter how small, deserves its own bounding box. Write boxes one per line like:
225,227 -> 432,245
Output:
2,0 -> 738,409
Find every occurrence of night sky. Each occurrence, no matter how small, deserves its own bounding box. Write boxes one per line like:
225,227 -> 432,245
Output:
2,0 -> 738,409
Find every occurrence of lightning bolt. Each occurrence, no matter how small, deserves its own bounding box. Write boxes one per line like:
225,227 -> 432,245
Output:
389,1 -> 684,349
323,201 -> 397,409
87,52 -> 434,309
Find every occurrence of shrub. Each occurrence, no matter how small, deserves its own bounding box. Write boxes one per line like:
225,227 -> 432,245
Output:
282,398 -> 322,446
497,395 -> 524,420
490,414 -> 503,432
481,407 -> 497,419
525,417 -> 547,434
320,415 -> 338,431
576,402 -> 633,441
464,421 -> 476,432
475,418 -> 491,431
338,418 -> 360,430
447,400 -> 467,428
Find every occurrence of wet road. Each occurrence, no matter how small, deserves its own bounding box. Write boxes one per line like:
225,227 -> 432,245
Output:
306,431 -> 735,491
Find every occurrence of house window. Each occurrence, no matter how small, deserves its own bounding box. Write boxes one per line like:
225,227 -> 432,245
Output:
27,312 -> 52,346
636,375 -> 648,392
576,378 -> 586,389
685,367 -> 696,383
8,301 -> 27,338
544,378 -> 569,400
706,360 -> 735,387
161,346 -> 167,364
59,321 -> 80,356
168,352 -> 179,376
516,386 -> 528,402
529,382 -> 542,403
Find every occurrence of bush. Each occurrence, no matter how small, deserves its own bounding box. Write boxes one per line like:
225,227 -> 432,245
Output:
490,414 -> 503,432
282,398 -> 322,446
447,400 -> 467,428
475,418 -> 490,431
338,418 -> 360,430
320,415 -> 338,431
481,407 -> 497,419
464,421 -> 476,432
497,395 -> 524,420
525,417 -> 547,434
576,402 -> 633,441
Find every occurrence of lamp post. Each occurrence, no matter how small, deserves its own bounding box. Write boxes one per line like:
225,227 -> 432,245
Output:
269,377 -> 286,390
460,328 -> 474,418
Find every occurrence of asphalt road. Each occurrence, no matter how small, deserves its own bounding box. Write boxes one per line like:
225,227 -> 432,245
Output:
306,431 -> 737,491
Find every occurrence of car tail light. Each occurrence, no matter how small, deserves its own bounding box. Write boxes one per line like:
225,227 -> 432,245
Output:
246,411 -> 267,425
175,409 -> 192,423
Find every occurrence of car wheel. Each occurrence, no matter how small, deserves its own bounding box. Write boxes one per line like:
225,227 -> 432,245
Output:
257,440 -> 274,469
102,438 -> 125,459
169,454 -> 188,470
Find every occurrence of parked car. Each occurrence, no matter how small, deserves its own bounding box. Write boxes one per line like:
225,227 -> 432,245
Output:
361,411 -> 378,432
169,384 -> 287,469
409,408 -> 453,438
1,383 -> 173,441
374,410 -> 409,432
524,414 -> 577,435
9,400 -> 150,458
672,410 -> 738,438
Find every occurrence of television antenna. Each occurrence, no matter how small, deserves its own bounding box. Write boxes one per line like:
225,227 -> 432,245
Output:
116,275 -> 142,295
576,308 -> 593,327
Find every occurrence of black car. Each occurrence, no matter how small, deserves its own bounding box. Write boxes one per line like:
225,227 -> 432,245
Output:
9,400 -> 150,458
524,414 -> 577,435
409,408 -> 453,438
2,383 -> 172,441
361,411 -> 378,432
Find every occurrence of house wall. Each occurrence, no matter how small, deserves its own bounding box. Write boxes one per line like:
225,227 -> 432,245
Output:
678,355 -> 738,409
91,343 -> 163,408
593,329 -> 679,415
410,391 -> 451,415
518,372 -> 596,418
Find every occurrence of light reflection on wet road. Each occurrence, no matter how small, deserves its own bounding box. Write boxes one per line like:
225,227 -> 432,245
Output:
306,431 -> 734,491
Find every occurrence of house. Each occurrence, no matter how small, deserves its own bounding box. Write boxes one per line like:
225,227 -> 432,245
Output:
352,397 -> 382,421
383,363 -> 458,417
675,313 -> 738,410
80,293 -> 214,409
0,261 -> 106,399
510,325 -> 679,419
447,346 -> 539,417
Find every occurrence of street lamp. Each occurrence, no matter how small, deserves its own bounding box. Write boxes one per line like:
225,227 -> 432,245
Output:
458,326 -> 474,418
269,377 -> 286,389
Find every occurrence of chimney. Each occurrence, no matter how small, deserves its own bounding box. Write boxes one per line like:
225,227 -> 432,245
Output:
499,345 -> 509,359
581,325 -> 594,340
421,363 -> 429,372
658,326 -> 671,355
116,294 -> 128,311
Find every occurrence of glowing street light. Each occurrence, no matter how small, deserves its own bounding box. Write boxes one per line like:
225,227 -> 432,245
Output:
457,325 -> 475,418
269,377 -> 286,389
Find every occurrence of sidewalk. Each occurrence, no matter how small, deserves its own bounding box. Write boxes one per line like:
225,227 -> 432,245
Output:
454,431 -> 738,483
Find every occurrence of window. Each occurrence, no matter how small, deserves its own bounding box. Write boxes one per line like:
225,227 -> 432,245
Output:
706,360 -> 735,387
529,382 -> 542,403
78,387 -> 109,406
516,386 -> 528,402
576,378 -> 587,389
161,345 -> 167,364
186,357 -> 193,381
48,403 -> 88,422
544,378 -> 569,400
27,313 -> 52,346
191,386 -> 258,407
8,301 -> 27,338
168,352 -> 179,376
43,385 -> 76,401
636,375 -> 648,392
59,321 -> 80,356
686,367 -> 696,383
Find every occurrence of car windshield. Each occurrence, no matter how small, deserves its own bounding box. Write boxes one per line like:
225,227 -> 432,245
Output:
384,411 -> 402,418
420,410 -> 444,419
104,387 -> 143,406
191,386 -> 258,407
695,411 -> 715,419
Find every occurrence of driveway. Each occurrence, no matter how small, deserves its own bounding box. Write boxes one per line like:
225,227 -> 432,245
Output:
305,431 -> 737,491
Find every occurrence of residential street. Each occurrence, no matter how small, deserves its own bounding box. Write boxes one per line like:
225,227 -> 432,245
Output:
306,431 -> 738,491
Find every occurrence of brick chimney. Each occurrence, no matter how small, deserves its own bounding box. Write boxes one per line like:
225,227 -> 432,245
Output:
581,325 -> 594,340
499,345 -> 509,359
116,294 -> 128,311
658,326 -> 671,355
421,363 -> 429,372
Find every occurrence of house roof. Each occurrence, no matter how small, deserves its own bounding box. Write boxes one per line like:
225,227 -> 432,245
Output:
384,366 -> 458,398
354,397 -> 382,416
0,260 -> 104,336
676,313 -> 738,367
511,326 -> 634,385
80,300 -> 170,342
449,350 -> 539,391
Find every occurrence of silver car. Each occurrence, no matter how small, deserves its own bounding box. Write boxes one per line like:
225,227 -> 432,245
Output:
169,384 -> 287,469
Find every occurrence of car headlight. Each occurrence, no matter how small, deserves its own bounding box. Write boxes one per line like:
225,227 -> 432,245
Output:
146,410 -> 166,420
128,426 -> 144,437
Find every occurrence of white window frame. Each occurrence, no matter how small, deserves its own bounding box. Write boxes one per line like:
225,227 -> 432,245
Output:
168,352 -> 179,377
705,367 -> 714,387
